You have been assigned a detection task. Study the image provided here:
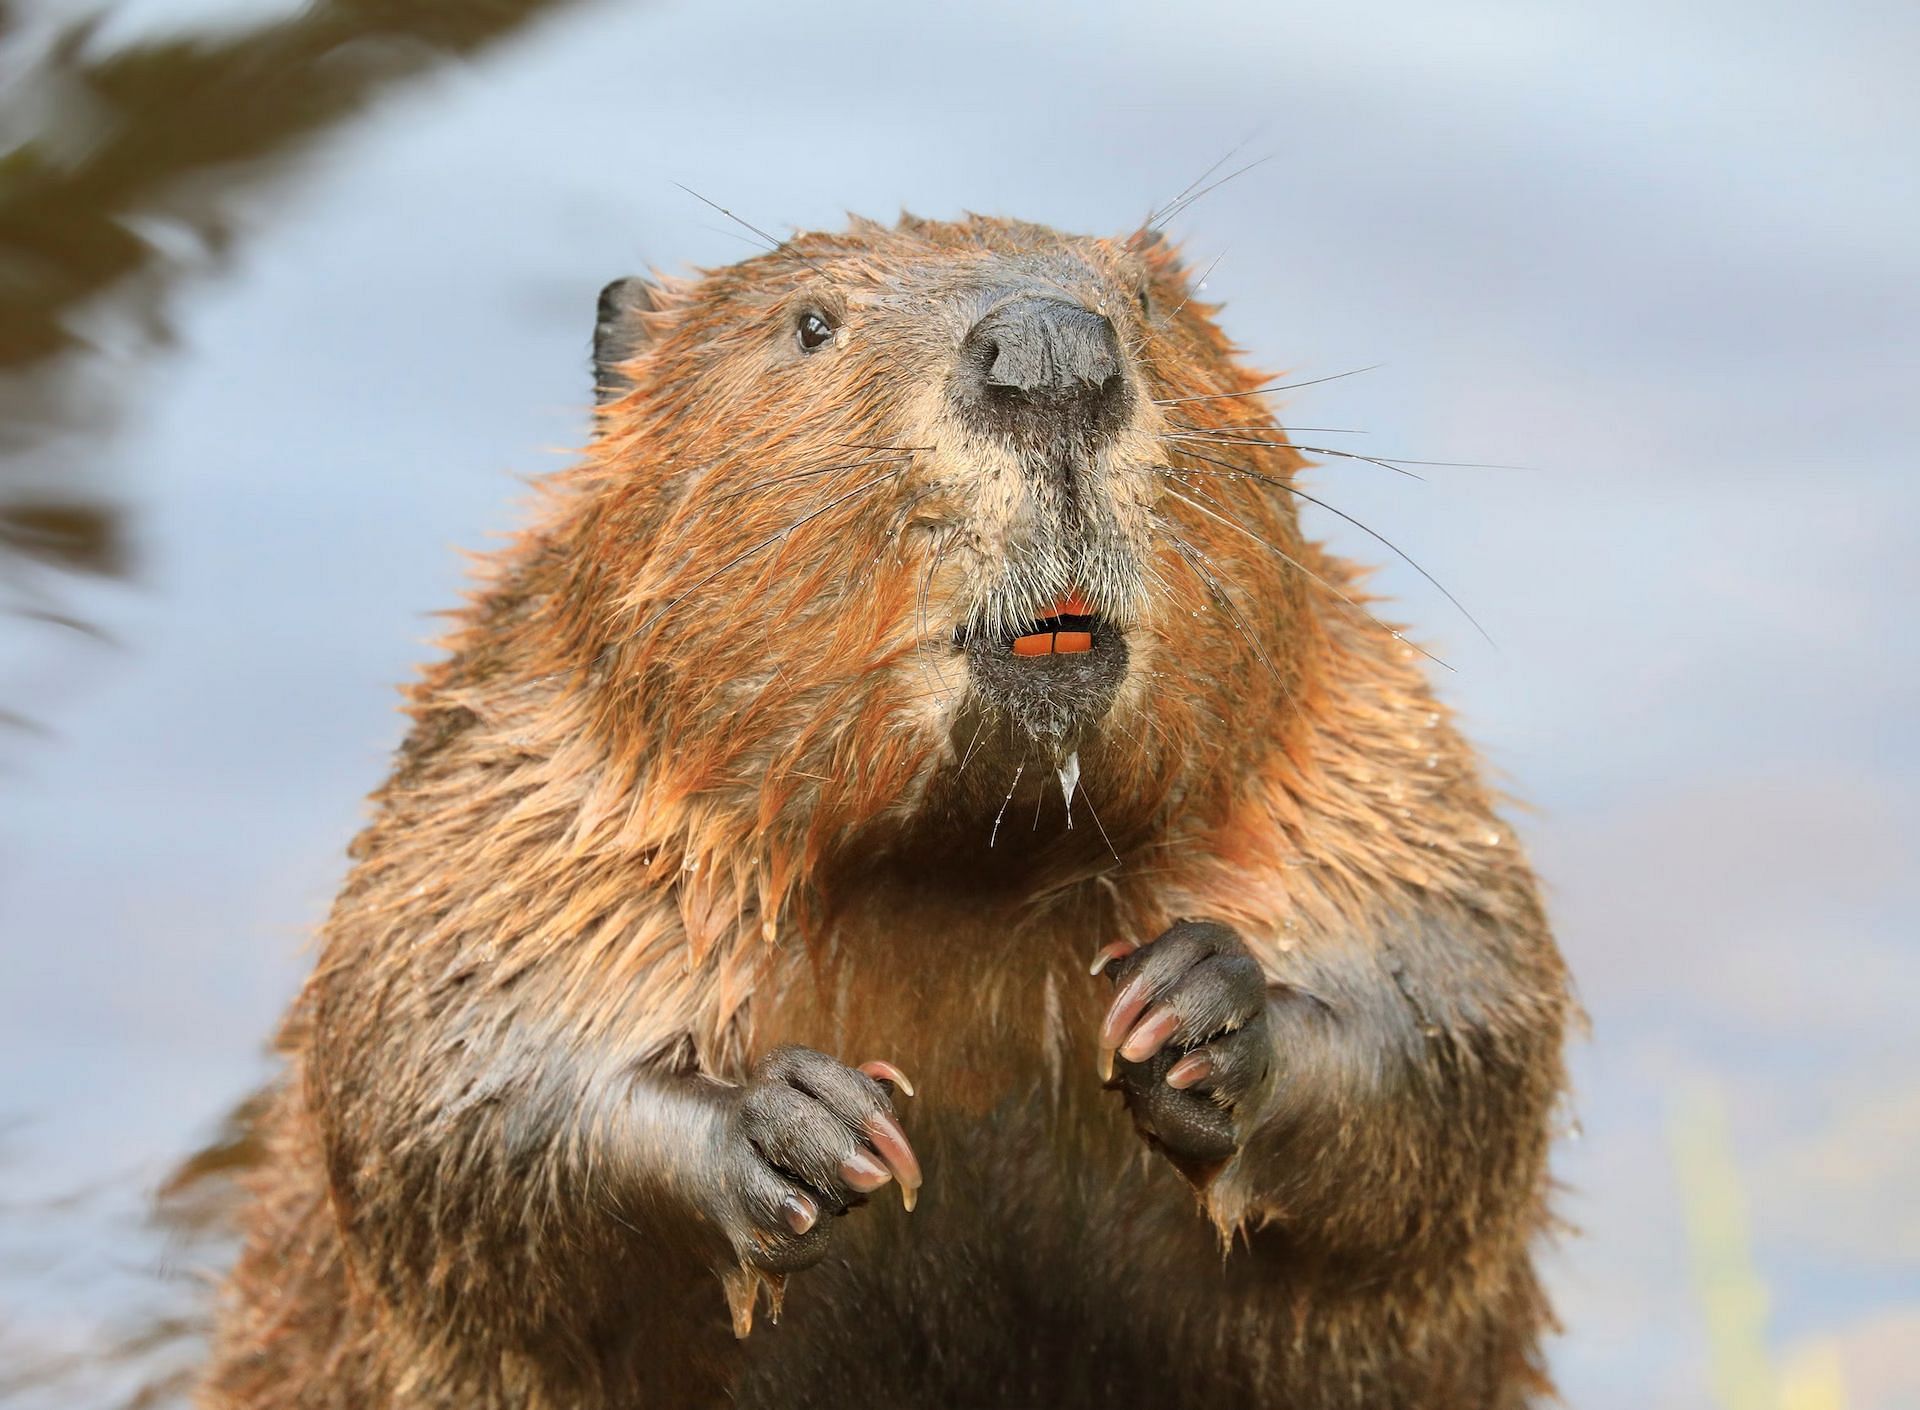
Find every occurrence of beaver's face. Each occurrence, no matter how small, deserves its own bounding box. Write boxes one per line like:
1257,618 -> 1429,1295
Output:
590,215 -> 1307,809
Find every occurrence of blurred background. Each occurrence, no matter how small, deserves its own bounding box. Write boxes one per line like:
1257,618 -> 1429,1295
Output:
1,0 -> 1914,1404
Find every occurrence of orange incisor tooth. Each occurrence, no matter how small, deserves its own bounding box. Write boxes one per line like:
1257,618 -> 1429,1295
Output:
1012,634 -> 1055,656
1053,631 -> 1092,654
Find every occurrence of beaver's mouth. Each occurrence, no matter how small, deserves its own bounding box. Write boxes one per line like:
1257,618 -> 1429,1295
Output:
1006,588 -> 1096,657
952,589 -> 1129,747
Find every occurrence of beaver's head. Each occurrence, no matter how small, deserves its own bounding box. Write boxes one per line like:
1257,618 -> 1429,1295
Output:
576,214 -> 1317,850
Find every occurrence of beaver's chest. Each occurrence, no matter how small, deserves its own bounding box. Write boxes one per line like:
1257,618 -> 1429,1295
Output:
730,904 -> 1265,1408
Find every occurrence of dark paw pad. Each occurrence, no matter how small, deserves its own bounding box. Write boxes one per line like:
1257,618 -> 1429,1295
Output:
1092,920 -> 1274,1170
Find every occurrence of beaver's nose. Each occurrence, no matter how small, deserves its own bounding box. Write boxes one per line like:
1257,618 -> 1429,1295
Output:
956,297 -> 1129,448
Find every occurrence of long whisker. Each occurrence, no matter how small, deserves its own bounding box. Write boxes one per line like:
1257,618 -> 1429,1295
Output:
1168,431 -> 1524,474
1167,422 -> 1367,434
1160,532 -> 1287,689
1163,430 -> 1425,480
1169,423 -> 1371,436
1156,447 -> 1491,647
1160,485 -> 1454,672
1153,365 -> 1381,407
1151,155 -> 1274,230
712,451 -> 915,501
1077,782 -> 1123,867
957,711 -> 990,776
822,441 -> 937,455
914,528 -> 957,705
989,763 -> 1025,848
1158,251 -> 1225,327
673,183 -> 826,275
1321,452 -> 1529,472
1143,142 -> 1249,231
696,224 -> 779,253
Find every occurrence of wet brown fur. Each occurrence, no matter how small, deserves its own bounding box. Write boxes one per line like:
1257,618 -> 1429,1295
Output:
198,215 -> 1571,1407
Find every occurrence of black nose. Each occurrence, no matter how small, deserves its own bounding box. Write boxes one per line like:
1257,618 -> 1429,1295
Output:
956,297 -> 1129,449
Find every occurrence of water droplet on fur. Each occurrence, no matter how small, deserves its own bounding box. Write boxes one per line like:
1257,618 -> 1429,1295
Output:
1552,1093 -> 1584,1141
1425,754 -> 1439,769
1057,751 -> 1081,828
1484,831 -> 1502,846
1426,712 -> 1441,728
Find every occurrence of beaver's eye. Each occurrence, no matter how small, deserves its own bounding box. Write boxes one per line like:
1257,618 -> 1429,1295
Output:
796,310 -> 836,352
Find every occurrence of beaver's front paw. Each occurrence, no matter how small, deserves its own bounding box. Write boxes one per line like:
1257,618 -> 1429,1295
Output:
719,1045 -> 921,1273
1091,920 -> 1275,1177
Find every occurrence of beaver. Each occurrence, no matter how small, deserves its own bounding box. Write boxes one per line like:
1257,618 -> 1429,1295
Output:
196,212 -> 1572,1408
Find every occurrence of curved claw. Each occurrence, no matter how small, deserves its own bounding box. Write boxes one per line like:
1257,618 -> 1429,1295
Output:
1118,1001 -> 1182,1063
1165,1050 -> 1213,1090
857,1059 -> 916,1098
840,1149 -> 891,1193
1096,971 -> 1155,1081
862,1110 -> 924,1212
781,1191 -> 819,1235
1088,938 -> 1139,977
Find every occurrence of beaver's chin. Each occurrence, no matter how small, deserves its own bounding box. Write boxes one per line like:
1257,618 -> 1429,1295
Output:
952,612 -> 1129,755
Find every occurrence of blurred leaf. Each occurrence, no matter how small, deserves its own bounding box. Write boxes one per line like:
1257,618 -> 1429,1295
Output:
0,0 -> 592,379
0,0 -> 605,737
1672,1082 -> 1776,1410
0,496 -> 127,574
1671,1082 -> 1853,1410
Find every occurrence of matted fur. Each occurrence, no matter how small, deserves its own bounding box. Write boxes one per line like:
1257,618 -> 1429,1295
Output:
198,214 -> 1571,1408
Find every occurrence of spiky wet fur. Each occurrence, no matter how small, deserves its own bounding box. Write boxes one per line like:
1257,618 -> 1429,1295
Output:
197,215 -> 1571,1408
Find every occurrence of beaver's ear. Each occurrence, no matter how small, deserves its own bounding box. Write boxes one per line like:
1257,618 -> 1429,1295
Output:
593,275 -> 660,404
1125,226 -> 1182,267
